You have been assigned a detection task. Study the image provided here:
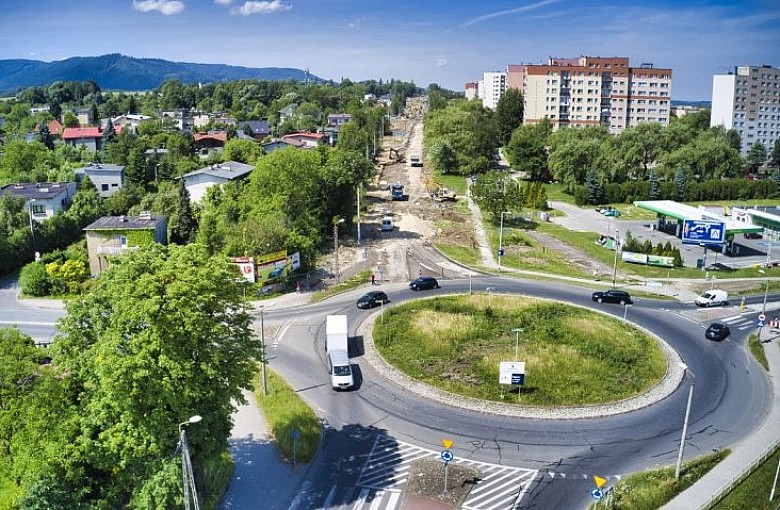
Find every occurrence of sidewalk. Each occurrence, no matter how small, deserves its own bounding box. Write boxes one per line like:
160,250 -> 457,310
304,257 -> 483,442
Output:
662,331 -> 780,509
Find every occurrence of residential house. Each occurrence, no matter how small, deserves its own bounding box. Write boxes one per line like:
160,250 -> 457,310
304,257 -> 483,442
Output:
238,119 -> 270,140
0,181 -> 77,222
62,127 -> 102,151
182,161 -> 254,202
278,104 -> 298,124
193,114 -> 211,129
261,140 -> 294,154
74,163 -> 126,197
72,107 -> 95,126
280,131 -> 325,148
327,113 -> 351,129
193,131 -> 228,159
160,109 -> 194,131
112,113 -> 154,132
84,212 -> 168,275
47,119 -> 63,137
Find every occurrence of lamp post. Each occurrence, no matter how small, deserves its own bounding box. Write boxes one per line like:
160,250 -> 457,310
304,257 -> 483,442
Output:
28,199 -> 37,255
675,364 -> 695,480
179,415 -> 203,510
486,287 -> 495,308
759,269 -> 770,316
612,229 -> 620,288
498,211 -> 511,273
356,184 -> 361,245
512,328 -> 523,359
333,218 -> 345,283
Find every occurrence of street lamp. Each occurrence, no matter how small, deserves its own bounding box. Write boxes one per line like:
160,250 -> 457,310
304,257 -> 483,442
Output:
486,287 -> 495,308
333,218 -> 345,283
612,229 -> 620,288
498,211 -> 511,273
512,328 -> 523,359
179,415 -> 203,510
259,307 -> 268,396
675,363 -> 695,480
28,199 -> 37,255
759,269 -> 770,316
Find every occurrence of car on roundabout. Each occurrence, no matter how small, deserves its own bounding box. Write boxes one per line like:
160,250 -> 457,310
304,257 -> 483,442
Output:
705,323 -> 731,341
591,289 -> 633,305
356,291 -> 389,309
409,276 -> 439,291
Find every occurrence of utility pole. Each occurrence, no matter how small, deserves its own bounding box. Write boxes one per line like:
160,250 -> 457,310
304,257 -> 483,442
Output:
357,184 -> 361,245
612,229 -> 620,288
334,218 -> 345,282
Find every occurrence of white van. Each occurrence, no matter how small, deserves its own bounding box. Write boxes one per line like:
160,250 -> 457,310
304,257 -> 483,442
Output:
695,290 -> 729,307
381,216 -> 394,231
328,349 -> 354,390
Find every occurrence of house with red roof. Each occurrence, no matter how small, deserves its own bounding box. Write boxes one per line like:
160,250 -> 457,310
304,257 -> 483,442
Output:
62,125 -> 122,152
280,131 -> 326,149
194,131 -> 228,159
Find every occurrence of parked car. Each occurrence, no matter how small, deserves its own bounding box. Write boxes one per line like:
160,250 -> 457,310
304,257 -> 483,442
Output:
705,323 -> 731,341
356,291 -> 389,309
602,208 -> 621,217
591,289 -> 633,305
409,276 -> 439,291
744,232 -> 763,239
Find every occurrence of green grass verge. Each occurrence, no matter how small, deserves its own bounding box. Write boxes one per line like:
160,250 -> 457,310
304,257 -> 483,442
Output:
373,294 -> 666,406
310,270 -> 372,303
253,368 -> 320,463
0,476 -> 16,510
201,451 -> 234,510
748,333 -> 770,371
714,446 -> 780,510
435,242 -> 481,267
591,450 -> 730,510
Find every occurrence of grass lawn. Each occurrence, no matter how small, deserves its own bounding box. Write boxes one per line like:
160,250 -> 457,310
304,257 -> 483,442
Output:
253,368 -> 321,463
310,270 -> 371,303
593,450 -> 730,510
435,242 -> 481,267
714,446 -> 780,510
373,294 -> 666,406
0,477 -> 16,510
748,333 -> 770,371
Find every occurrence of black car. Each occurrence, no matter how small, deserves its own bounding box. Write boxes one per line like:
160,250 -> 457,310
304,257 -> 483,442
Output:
744,232 -> 763,239
591,290 -> 633,305
356,291 -> 389,309
705,323 -> 731,341
409,276 -> 440,291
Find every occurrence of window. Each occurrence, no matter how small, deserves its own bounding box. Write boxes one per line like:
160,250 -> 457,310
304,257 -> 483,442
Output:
32,204 -> 46,215
120,236 -> 128,247
101,183 -> 109,191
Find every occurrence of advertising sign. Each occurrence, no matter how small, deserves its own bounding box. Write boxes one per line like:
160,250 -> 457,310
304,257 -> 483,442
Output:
499,361 -> 525,386
682,220 -> 725,245
232,257 -> 255,283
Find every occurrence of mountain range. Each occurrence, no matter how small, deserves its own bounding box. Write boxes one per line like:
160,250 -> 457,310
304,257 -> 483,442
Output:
0,54 -> 320,94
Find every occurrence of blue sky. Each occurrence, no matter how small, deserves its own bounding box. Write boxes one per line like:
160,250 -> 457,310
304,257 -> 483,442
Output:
1,0 -> 778,100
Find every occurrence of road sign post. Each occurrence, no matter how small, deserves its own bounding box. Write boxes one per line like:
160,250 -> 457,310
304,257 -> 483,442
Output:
440,449 -> 454,494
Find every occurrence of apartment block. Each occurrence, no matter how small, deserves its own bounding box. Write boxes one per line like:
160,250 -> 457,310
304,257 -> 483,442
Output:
522,56 -> 672,134
478,72 -> 507,110
711,64 -> 780,155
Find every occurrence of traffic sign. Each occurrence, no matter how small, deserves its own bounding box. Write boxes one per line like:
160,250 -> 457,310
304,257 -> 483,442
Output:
594,476 -> 607,489
441,438 -> 454,449
441,450 -> 454,463
682,219 -> 725,245
498,248 -> 505,257
590,488 -> 604,500
759,320 -> 765,327
759,313 -> 766,321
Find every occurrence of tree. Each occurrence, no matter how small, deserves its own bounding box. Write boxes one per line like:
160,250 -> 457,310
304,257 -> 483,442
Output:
674,168 -> 687,200
770,140 -> 780,171
61,111 -> 79,128
19,262 -> 51,297
495,88 -> 524,146
649,170 -> 661,200
505,120 -> 551,181
426,139 -> 457,174
101,120 -> 116,147
585,170 -> 605,205
37,122 -> 55,150
222,138 -> 263,164
66,177 -> 105,226
50,244 -> 260,506
170,180 -> 196,244
747,141 -> 768,170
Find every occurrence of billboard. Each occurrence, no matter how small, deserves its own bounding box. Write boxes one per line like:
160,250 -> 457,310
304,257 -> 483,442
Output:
682,219 -> 725,245
232,257 -> 255,283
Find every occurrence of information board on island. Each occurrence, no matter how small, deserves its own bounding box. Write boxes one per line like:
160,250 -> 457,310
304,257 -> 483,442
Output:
499,361 -> 526,386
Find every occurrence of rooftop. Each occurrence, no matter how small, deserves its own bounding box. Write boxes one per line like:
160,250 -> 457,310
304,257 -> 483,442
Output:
84,214 -> 166,230
183,161 -> 254,180
0,182 -> 74,201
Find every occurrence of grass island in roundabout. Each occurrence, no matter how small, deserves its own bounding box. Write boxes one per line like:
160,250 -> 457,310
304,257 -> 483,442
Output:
372,294 -> 668,407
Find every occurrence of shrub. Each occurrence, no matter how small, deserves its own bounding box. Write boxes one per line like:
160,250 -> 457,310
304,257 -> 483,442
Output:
19,262 -> 51,296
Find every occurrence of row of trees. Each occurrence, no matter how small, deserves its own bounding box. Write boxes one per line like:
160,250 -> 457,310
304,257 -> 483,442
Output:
1,245 -> 259,508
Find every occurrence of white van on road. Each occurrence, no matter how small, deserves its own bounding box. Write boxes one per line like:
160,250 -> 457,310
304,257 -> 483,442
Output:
695,290 -> 729,307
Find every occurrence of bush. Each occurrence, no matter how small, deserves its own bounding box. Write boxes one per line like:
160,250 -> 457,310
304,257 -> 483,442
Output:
19,262 -> 51,296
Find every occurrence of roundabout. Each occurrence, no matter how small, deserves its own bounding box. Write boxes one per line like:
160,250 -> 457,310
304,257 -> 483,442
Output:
268,276 -> 772,510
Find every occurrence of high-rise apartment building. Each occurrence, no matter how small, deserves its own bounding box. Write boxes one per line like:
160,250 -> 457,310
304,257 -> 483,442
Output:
711,65 -> 780,156
464,82 -> 478,101
522,56 -> 672,134
478,71 -> 507,110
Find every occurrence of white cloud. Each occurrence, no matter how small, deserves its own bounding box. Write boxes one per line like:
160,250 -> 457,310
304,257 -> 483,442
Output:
229,1 -> 291,16
461,0 -> 560,28
132,0 -> 185,15
214,0 -> 232,5
435,58 -> 448,68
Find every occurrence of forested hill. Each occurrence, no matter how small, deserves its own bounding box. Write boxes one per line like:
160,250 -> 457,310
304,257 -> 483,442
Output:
0,53 -> 319,93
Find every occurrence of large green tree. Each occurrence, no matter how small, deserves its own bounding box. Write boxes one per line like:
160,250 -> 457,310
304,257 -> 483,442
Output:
504,120 -> 552,181
495,88 -> 524,146
49,244 -> 260,507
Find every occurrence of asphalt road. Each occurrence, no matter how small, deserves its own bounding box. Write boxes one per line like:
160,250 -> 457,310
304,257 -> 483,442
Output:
0,281 -> 64,344
265,276 -> 772,510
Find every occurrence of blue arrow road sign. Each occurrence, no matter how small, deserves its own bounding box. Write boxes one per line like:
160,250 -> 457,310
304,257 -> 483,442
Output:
441,450 -> 454,462
759,320 -> 765,327
590,488 -> 604,500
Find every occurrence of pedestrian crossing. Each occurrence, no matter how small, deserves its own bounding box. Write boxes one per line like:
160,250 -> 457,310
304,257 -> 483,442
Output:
320,435 -> 538,510
719,313 -> 761,331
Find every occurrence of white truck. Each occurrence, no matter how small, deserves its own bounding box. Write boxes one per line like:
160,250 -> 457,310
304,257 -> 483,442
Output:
695,290 -> 729,307
325,314 -> 353,390
381,215 -> 394,231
